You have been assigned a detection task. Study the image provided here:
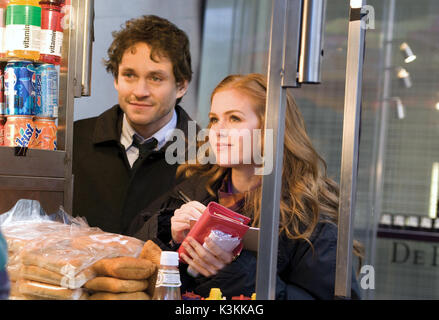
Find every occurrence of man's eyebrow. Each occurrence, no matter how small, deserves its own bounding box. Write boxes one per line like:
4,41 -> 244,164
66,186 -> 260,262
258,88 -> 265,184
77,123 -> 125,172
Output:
119,68 -> 169,77
149,70 -> 168,77
119,67 -> 135,72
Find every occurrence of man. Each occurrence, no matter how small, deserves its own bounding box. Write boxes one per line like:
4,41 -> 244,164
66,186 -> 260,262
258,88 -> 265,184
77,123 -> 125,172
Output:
73,15 -> 195,235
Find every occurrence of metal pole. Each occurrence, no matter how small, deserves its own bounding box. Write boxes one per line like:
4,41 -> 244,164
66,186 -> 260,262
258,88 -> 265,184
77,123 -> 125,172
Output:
256,0 -> 302,300
367,0 -> 395,300
334,0 -> 367,298
255,0 -> 287,300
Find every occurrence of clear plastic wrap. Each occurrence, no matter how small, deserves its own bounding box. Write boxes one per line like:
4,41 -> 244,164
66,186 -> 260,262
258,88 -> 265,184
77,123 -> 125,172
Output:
19,265 -> 96,289
187,229 -> 241,277
0,199 -> 88,227
206,229 -> 242,251
20,229 -> 144,280
0,199 -> 145,298
17,279 -> 85,300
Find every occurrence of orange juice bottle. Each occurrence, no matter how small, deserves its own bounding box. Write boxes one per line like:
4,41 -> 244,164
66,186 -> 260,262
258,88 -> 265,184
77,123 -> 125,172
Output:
5,0 -> 41,61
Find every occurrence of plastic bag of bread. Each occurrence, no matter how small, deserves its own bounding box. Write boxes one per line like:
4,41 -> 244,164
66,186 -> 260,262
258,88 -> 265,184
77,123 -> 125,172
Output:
3,222 -> 74,262
0,199 -> 88,227
17,279 -> 85,300
1,199 -> 88,257
19,229 -> 144,279
19,265 -> 96,289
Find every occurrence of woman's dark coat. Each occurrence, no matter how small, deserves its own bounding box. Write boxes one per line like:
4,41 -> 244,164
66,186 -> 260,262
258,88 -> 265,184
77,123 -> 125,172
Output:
128,173 -> 362,300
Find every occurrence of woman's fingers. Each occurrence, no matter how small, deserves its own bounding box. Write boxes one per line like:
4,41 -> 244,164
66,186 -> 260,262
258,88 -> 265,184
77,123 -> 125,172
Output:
171,201 -> 207,244
181,243 -> 217,277
171,215 -> 192,243
186,201 -> 207,214
204,237 -> 234,264
184,237 -> 227,269
174,203 -> 203,221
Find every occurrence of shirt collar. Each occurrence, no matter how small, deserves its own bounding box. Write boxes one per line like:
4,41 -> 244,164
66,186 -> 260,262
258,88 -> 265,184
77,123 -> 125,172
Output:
120,109 -> 178,151
217,170 -> 247,213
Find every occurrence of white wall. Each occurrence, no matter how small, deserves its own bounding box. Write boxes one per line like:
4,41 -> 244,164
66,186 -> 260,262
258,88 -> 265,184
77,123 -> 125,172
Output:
73,0 -> 202,121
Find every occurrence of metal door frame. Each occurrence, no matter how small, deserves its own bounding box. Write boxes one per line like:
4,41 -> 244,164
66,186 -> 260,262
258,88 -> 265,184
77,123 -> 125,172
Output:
256,0 -> 367,299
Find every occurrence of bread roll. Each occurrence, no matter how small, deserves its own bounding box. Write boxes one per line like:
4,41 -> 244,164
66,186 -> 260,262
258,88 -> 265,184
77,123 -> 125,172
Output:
84,277 -> 148,293
20,265 -> 95,289
21,251 -> 86,277
139,240 -> 162,265
92,257 -> 156,280
88,291 -> 150,300
17,280 -> 84,300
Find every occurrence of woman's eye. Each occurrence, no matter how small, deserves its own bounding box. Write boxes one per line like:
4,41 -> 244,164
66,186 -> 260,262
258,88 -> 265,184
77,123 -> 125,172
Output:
123,73 -> 135,79
209,117 -> 218,124
230,115 -> 241,122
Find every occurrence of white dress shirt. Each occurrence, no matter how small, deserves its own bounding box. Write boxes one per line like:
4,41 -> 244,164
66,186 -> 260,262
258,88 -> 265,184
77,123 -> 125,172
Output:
120,110 -> 178,167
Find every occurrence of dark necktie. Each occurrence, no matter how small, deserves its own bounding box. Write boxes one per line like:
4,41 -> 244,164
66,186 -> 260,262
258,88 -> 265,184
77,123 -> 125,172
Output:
131,135 -> 158,171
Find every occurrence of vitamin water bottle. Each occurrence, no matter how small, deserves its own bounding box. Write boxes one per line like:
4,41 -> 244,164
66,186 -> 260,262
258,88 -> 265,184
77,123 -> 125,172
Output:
5,0 -> 41,60
0,0 -> 8,58
152,251 -> 182,300
39,0 -> 63,65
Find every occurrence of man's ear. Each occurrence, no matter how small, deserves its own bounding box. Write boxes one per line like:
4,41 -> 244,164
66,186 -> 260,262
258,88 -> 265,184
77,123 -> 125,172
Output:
176,80 -> 189,99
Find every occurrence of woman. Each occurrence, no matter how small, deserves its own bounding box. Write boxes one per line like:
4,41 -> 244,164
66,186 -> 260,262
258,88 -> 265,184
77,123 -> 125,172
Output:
129,73 -> 362,299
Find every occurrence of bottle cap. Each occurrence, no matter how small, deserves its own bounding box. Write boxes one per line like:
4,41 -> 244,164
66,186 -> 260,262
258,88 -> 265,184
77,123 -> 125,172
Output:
160,251 -> 179,266
206,288 -> 223,300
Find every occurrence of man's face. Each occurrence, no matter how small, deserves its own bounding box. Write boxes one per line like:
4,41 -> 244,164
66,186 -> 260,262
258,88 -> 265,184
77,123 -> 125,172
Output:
114,42 -> 188,137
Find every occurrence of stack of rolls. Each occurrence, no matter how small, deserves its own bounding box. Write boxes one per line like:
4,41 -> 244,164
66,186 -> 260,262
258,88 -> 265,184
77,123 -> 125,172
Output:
85,240 -> 162,300
3,221 -> 78,300
2,221 -> 146,300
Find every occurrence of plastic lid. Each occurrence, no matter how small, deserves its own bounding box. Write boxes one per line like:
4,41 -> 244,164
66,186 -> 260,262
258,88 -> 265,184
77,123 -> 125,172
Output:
206,288 -> 223,300
160,251 -> 179,266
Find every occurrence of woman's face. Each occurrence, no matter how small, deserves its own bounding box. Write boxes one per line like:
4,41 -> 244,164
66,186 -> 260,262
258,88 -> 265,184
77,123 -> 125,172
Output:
208,89 -> 262,167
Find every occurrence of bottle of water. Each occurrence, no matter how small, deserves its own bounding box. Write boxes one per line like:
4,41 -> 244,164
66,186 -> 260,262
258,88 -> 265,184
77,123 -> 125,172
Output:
152,251 -> 181,300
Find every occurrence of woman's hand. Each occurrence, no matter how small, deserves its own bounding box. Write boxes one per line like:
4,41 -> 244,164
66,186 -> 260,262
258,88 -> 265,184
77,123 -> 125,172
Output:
180,236 -> 235,277
171,201 -> 206,244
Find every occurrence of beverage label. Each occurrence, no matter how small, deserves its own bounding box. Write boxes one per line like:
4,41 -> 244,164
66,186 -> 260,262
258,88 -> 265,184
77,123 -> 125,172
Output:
0,120 -> 4,146
155,269 -> 181,288
31,118 -> 57,150
5,4 -> 41,52
4,62 -> 36,115
35,65 -> 58,118
4,116 -> 35,148
5,24 -> 41,52
40,29 -> 63,57
0,27 -> 5,54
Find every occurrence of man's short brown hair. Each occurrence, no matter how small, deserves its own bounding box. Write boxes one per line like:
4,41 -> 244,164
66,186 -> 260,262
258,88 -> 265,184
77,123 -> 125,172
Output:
104,15 -> 192,86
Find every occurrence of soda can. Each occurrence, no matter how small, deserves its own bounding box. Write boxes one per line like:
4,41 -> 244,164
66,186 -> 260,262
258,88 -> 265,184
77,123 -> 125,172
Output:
31,117 -> 57,150
35,64 -> 59,118
0,66 -> 5,115
0,117 -> 4,146
4,60 -> 36,116
4,115 -> 35,148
